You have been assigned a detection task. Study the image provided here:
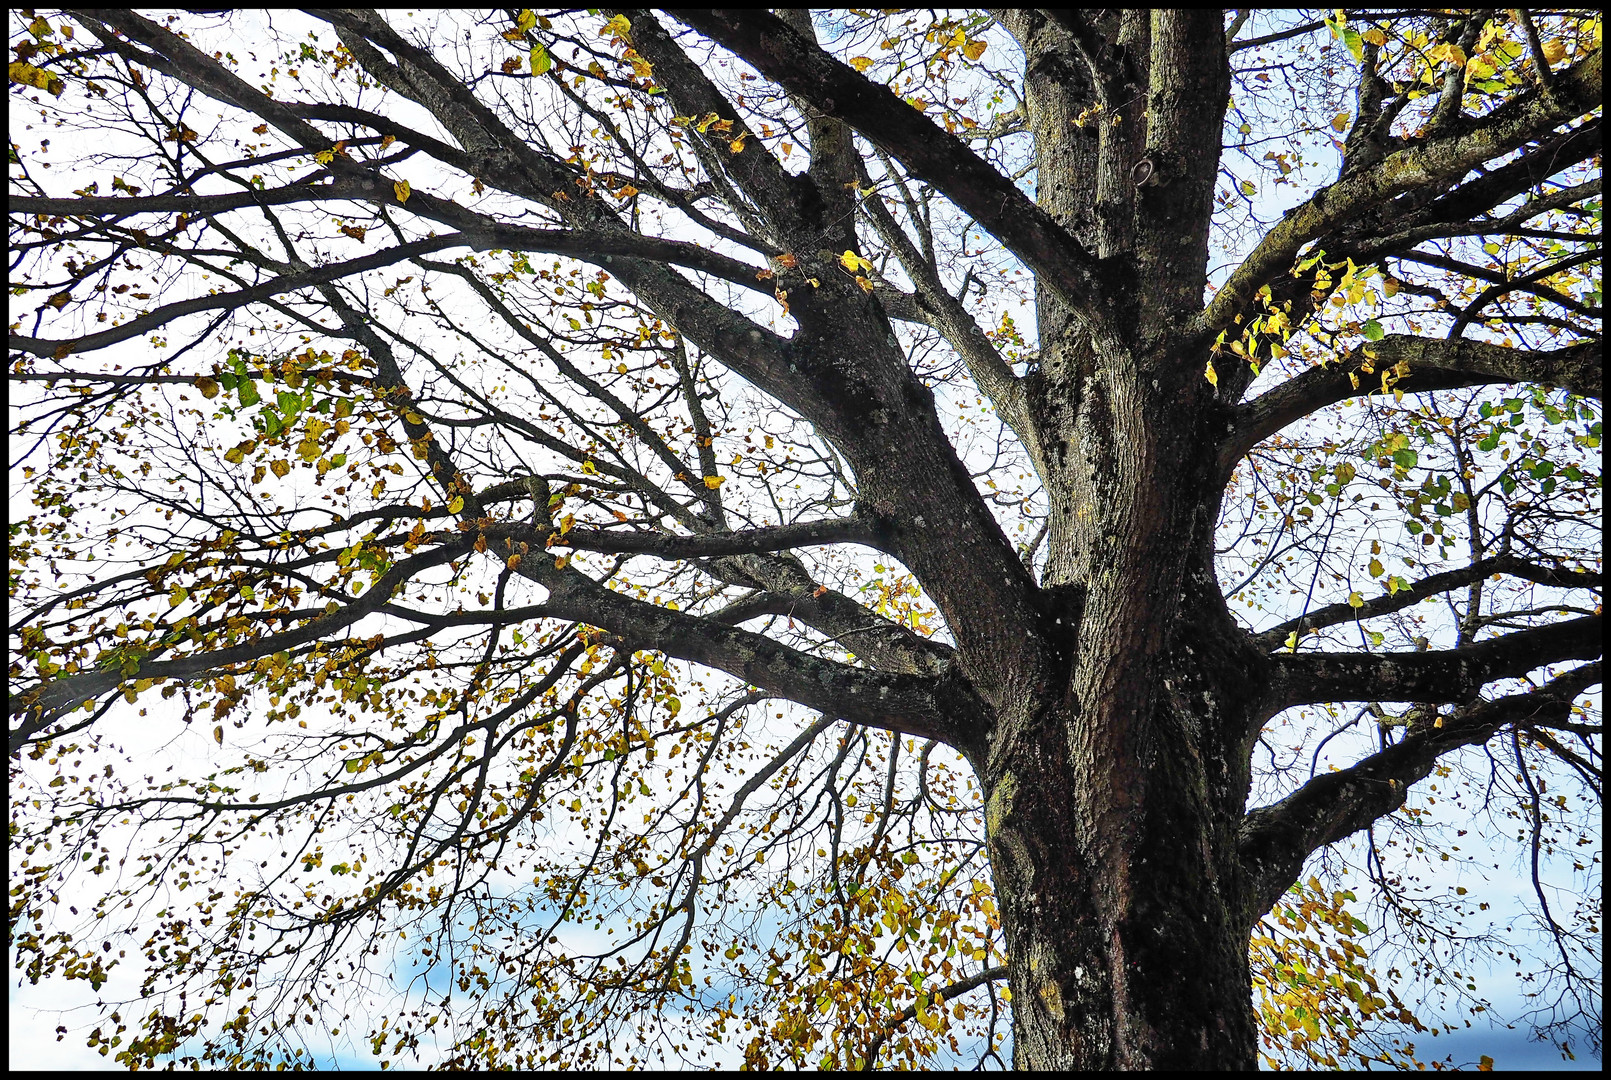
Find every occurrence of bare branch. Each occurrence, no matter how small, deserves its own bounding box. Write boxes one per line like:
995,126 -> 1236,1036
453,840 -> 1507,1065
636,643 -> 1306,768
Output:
1264,615 -> 1602,715
1239,662 -> 1600,927
1254,555 -> 1602,650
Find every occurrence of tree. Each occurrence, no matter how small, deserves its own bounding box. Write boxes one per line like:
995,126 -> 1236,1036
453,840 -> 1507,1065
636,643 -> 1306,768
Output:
7,7 -> 1601,1070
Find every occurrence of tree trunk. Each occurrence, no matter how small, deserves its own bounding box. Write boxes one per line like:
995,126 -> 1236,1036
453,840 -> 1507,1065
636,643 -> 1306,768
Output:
969,13 -> 1263,1067
983,336 -> 1269,1068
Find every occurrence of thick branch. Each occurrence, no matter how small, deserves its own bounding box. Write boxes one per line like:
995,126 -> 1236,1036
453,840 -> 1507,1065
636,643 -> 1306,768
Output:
672,9 -> 1111,330
855,160 -> 1029,439
548,516 -> 886,560
9,220 -> 778,361
1264,614 -> 1602,716
1239,662 -> 1601,927
1220,335 -> 1601,477
537,568 -> 988,756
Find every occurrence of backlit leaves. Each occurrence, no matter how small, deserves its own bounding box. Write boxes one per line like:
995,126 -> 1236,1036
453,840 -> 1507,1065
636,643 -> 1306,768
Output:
9,59 -> 63,95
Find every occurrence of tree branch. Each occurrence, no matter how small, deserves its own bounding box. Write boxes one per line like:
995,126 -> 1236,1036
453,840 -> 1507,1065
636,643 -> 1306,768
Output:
548,516 -> 886,560
1253,555 -> 1603,650
671,9 -> 1111,331
855,158 -> 1030,439
535,565 -> 989,757
1198,47 -> 1602,344
1219,334 -> 1601,477
1264,615 -> 1602,716
9,536 -> 475,745
859,964 -> 1010,1067
1239,661 -> 1601,928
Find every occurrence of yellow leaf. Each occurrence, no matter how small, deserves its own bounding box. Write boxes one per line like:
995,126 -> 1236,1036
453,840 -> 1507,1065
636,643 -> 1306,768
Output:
515,8 -> 537,34
854,275 -> 874,292
559,512 -> 575,534
393,179 -> 411,203
601,13 -> 631,39
270,459 -> 291,478
508,553 -> 523,571
1347,591 -> 1364,608
529,43 -> 551,76
1368,558 -> 1384,577
448,495 -> 465,513
169,586 -> 189,608
1541,38 -> 1566,64
839,249 -> 872,274
1363,27 -> 1386,46
48,292 -> 71,309
194,376 -> 220,398
849,56 -> 873,72
962,38 -> 987,61
9,60 -> 64,96
213,725 -> 224,745
703,475 -> 726,489
1331,111 -> 1351,132
315,149 -> 335,164
729,133 -> 747,154
1204,360 -> 1218,388
380,134 -> 395,149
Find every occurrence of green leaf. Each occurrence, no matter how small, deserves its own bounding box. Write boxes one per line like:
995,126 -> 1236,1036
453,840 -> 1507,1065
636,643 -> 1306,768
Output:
1340,27 -> 1364,61
529,43 -> 551,76
237,379 -> 261,407
1361,319 -> 1384,341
